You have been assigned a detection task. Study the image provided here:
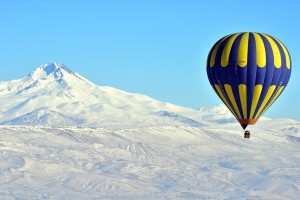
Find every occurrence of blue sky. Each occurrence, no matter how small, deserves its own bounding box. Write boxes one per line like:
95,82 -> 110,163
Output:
0,0 -> 299,120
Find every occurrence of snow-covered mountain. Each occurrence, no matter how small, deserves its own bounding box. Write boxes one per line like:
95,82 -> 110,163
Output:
0,62 -> 235,127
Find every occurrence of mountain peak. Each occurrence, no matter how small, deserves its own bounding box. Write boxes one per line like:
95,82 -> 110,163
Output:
40,62 -> 70,74
28,62 -> 80,81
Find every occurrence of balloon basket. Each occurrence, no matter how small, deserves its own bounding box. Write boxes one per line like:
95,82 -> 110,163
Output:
244,130 -> 250,139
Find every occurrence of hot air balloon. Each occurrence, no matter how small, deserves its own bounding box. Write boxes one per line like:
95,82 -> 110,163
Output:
206,32 -> 291,134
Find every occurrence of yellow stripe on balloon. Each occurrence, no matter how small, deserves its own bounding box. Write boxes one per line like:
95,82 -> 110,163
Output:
238,84 -> 247,119
214,84 -> 238,119
210,36 -> 230,67
249,84 -> 263,119
262,34 -> 281,68
254,85 -> 276,119
257,86 -> 285,119
253,33 -> 266,68
273,37 -> 291,69
221,33 -> 240,67
224,84 -> 242,119
237,32 -> 249,67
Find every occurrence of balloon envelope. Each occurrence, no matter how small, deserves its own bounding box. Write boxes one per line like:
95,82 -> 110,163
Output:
206,32 -> 291,129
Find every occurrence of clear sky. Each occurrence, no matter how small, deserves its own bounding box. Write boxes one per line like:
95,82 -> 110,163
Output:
0,0 -> 299,120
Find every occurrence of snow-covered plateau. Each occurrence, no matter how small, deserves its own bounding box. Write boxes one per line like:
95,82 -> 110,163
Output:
0,63 -> 299,199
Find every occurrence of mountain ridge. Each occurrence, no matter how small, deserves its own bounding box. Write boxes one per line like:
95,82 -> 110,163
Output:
0,62 -> 260,127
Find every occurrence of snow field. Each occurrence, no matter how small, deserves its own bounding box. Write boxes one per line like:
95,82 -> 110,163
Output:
0,125 -> 299,199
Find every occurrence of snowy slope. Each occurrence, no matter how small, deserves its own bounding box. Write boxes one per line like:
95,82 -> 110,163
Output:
0,124 -> 299,199
0,109 -> 80,126
0,62 -> 211,127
